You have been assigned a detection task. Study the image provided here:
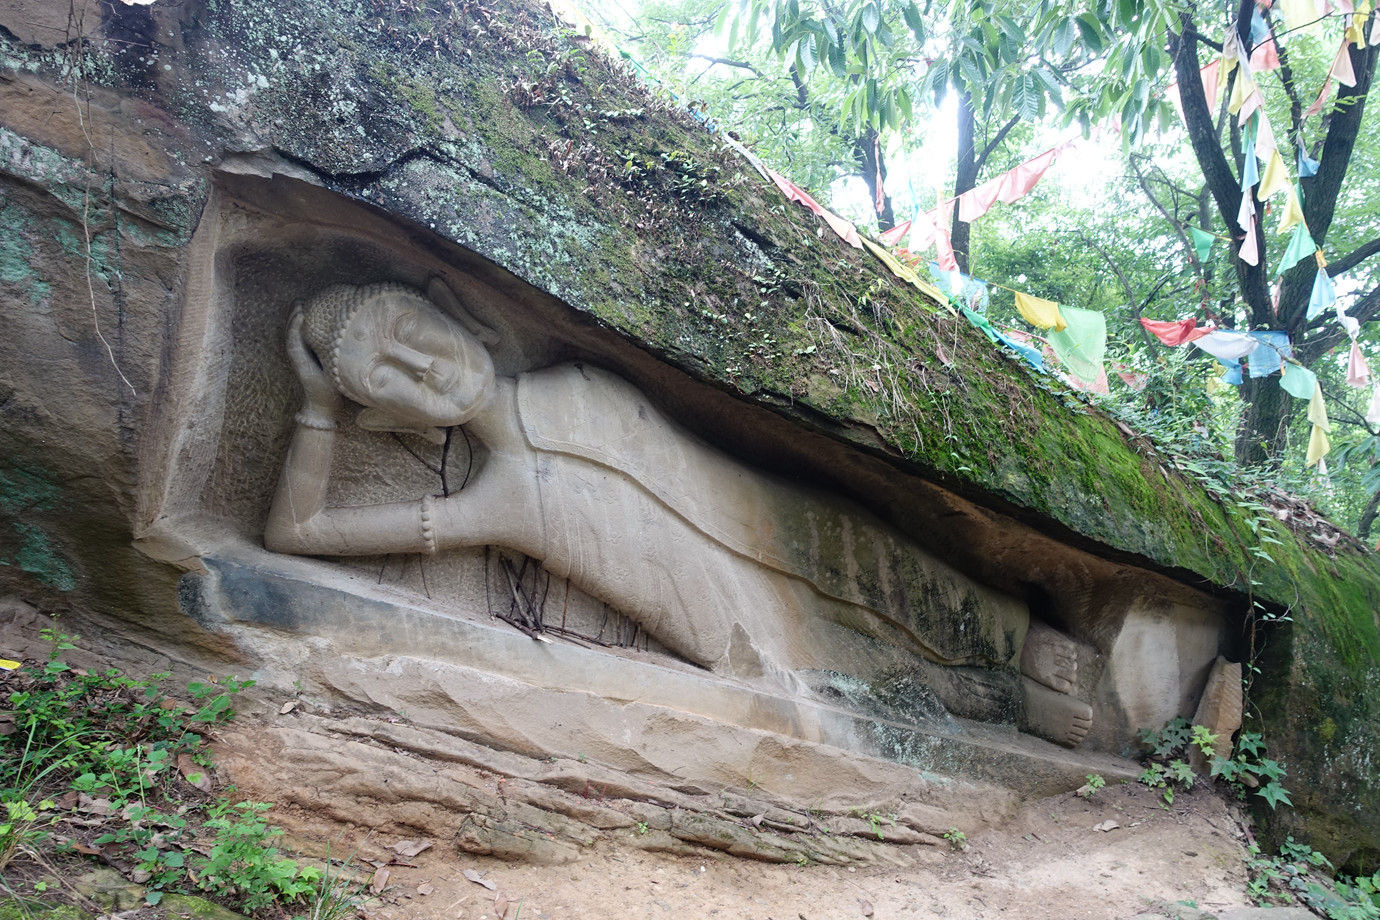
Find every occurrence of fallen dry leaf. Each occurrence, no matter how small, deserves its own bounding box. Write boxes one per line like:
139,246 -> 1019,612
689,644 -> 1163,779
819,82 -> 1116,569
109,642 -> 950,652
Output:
495,893 -> 509,917
387,838 -> 433,858
76,794 -> 114,816
859,897 -> 874,916
370,866 -> 391,894
279,700 -> 298,715
176,753 -> 212,792
1094,819 -> 1121,833
463,868 -> 497,890
416,883 -> 434,897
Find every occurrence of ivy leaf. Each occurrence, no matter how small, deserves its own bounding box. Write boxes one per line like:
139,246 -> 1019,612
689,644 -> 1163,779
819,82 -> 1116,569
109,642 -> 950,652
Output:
1257,783 -> 1293,810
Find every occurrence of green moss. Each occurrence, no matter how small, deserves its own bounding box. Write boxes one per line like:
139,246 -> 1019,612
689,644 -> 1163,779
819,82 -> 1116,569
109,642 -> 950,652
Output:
0,465 -> 77,591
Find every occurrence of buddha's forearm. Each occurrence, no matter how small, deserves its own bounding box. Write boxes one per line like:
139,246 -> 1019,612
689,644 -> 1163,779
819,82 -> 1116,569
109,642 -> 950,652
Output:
265,498 -> 431,556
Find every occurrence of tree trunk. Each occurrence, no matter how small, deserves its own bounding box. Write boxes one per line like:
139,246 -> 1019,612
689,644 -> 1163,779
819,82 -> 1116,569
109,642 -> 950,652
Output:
853,127 -> 895,232
950,91 -> 979,275
1235,374 -> 1296,465
1358,488 -> 1380,541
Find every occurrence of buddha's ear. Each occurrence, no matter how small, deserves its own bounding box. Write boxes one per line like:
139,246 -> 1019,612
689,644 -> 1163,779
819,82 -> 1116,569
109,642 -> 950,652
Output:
357,408 -> 446,445
427,277 -> 500,345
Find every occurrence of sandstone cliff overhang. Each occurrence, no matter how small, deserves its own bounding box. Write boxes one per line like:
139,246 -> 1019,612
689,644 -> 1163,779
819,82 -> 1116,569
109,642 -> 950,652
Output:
0,0 -> 1376,867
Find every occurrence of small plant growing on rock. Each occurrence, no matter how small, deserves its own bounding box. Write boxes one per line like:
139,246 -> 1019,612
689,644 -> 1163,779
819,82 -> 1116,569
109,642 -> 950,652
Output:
1076,774 -> 1106,797
943,828 -> 966,850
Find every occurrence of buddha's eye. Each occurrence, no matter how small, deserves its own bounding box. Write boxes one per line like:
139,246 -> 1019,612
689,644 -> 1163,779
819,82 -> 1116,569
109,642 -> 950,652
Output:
368,363 -> 393,391
392,312 -> 418,341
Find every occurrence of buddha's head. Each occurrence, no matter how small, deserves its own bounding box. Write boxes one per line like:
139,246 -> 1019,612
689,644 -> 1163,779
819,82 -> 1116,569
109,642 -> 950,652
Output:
301,281 -> 496,440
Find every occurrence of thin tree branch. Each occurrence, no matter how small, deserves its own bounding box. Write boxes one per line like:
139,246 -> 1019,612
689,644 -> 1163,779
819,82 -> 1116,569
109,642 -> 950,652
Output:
974,115 -> 1020,175
691,54 -> 765,77
1328,235 -> 1380,278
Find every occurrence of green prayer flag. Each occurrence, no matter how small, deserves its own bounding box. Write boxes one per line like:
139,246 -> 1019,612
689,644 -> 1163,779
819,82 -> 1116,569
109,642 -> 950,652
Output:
1279,362 -> 1317,400
962,307 -> 1001,344
1276,224 -> 1315,276
1189,227 -> 1215,263
1047,305 -> 1106,383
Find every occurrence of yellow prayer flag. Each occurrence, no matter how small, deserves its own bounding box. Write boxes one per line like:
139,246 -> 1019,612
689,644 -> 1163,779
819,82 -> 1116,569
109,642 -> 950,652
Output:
1306,382 -> 1332,465
860,238 -> 953,314
1306,423 -> 1331,465
1350,2 -> 1370,46
1277,186 -> 1306,233
1014,291 -> 1067,332
1308,381 -> 1330,429
1258,150 -> 1291,199
1228,71 -> 1257,115
1280,0 -> 1319,31
0,659 -> 20,671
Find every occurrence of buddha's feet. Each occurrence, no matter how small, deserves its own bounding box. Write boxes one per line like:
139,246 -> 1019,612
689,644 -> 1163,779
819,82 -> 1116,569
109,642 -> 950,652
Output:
1020,619 -> 1079,694
1019,676 -> 1093,748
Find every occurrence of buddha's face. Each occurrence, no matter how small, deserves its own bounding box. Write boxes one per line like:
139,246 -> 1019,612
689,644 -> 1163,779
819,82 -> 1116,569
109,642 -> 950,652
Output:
333,289 -> 495,428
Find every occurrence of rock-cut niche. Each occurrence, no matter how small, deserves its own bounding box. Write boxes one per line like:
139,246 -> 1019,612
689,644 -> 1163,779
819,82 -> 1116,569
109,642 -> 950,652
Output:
151,174 -> 1232,768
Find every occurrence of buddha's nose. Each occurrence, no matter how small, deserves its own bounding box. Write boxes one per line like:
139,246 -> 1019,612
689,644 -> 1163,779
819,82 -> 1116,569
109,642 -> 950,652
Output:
394,344 -> 434,378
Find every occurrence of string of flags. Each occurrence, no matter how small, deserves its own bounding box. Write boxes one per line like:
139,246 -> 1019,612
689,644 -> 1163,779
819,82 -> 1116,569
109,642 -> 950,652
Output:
547,0 -> 1371,472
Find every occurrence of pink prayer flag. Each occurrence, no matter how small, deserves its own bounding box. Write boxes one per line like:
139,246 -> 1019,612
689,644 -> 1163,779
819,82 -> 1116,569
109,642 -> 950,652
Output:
1202,61 -> 1220,107
1304,78 -> 1333,118
879,220 -> 912,246
907,203 -> 952,253
1329,39 -> 1357,87
1347,341 -> 1371,387
1237,86 -> 1265,123
1140,317 -> 1211,346
997,149 -> 1058,204
958,177 -> 1003,222
1240,220 -> 1261,265
767,169 -> 862,249
1334,0 -> 1354,12
935,224 -> 959,272
1063,363 -> 1111,395
1250,37 -> 1281,72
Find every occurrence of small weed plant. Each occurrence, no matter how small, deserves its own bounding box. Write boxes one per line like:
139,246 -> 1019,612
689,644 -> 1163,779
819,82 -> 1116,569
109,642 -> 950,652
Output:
0,628 -> 368,917
943,827 -> 966,850
1077,774 -> 1106,798
1247,837 -> 1380,919
1137,717 -> 1290,809
1138,718 -> 1378,918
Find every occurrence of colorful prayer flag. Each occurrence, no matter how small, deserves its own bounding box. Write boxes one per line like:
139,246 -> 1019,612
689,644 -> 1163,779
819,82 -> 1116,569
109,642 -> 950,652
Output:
1189,227 -> 1215,263
1194,330 -> 1261,361
1246,331 -> 1292,377
1279,362 -> 1318,399
1014,291 -> 1067,332
1347,341 -> 1372,387
1047,306 -> 1106,383
1307,267 -> 1336,320
1306,382 -> 1331,466
1140,317 -> 1210,346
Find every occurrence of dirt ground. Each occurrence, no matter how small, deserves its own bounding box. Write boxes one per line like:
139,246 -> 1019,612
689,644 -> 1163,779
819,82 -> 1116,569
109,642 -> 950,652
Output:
265,775 -> 1252,920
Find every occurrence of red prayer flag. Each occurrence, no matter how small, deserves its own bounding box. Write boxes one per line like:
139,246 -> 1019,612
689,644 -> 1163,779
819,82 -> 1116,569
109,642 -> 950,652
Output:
1140,317 -> 1212,346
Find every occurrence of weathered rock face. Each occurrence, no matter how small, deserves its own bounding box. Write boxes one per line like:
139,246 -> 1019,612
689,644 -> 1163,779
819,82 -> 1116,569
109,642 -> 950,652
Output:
0,0 -> 1376,869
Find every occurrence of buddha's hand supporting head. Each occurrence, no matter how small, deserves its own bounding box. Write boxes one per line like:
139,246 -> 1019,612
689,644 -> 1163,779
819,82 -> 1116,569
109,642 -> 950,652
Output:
297,282 -> 497,441
286,303 -> 342,417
